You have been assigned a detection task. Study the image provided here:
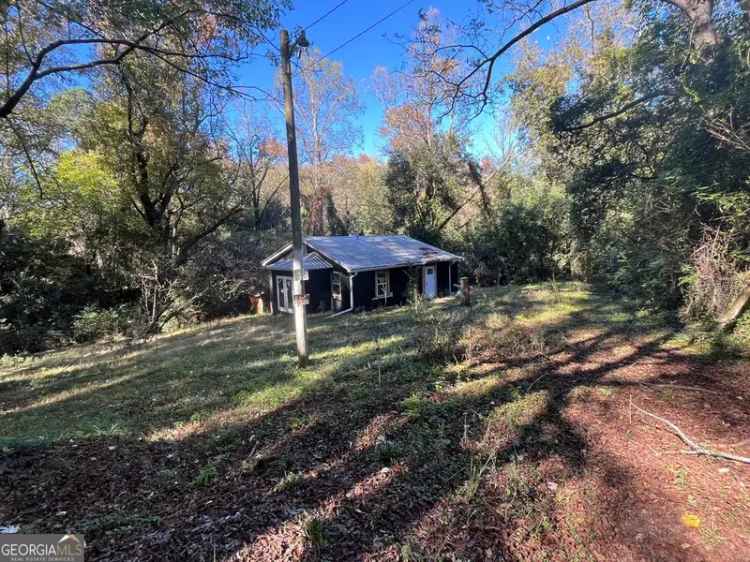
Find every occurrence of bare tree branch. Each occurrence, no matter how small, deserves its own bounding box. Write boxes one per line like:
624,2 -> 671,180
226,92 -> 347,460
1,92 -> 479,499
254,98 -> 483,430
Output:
4,116 -> 44,195
175,206 -> 245,267
0,6 -> 268,119
559,92 -> 670,132
442,0 -> 600,116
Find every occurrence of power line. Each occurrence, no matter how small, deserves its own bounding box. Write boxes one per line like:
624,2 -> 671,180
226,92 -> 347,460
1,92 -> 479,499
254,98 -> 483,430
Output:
304,0 -> 351,31
316,0 -> 418,63
256,29 -> 280,53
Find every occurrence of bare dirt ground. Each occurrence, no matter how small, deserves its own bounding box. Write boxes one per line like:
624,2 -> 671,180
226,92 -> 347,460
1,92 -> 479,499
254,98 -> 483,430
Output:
1,284 -> 748,561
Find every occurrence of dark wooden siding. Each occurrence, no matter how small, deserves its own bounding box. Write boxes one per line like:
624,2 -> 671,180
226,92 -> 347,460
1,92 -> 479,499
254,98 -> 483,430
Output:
390,267 -> 412,304
351,267 -> 414,310
437,262 -> 449,296
307,269 -> 331,313
270,260 -> 461,314
352,270 -> 372,310
436,261 -> 460,296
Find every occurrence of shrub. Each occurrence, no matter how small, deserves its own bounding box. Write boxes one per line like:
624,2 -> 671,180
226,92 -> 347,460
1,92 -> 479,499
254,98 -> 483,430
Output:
192,464 -> 218,487
0,231 -> 125,354
464,197 -> 565,286
272,471 -> 305,493
302,515 -> 327,547
72,305 -> 131,343
0,318 -> 48,355
458,314 -> 562,364
412,304 -> 470,363
730,311 -> 750,347
375,438 -> 405,465
681,228 -> 749,323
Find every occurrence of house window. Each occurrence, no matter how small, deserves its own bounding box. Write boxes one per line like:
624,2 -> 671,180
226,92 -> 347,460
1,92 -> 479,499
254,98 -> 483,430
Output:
375,270 -> 390,299
332,272 -> 347,311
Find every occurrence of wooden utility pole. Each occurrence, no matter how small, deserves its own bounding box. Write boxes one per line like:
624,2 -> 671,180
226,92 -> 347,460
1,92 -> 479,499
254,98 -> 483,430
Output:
280,29 -> 308,365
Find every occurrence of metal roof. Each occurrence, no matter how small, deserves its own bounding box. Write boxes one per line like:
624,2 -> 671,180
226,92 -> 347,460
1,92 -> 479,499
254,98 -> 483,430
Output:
263,235 -> 462,273
266,252 -> 332,271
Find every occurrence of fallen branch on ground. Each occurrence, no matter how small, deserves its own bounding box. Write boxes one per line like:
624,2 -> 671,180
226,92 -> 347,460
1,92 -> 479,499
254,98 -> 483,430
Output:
638,382 -> 719,394
632,402 -> 750,464
526,372 -> 548,393
525,354 -> 554,393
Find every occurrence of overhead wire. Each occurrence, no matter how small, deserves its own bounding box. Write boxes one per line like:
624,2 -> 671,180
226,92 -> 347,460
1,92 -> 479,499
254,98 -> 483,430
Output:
313,0 -> 418,64
256,0 -> 351,54
304,0 -> 351,31
260,1 -> 418,76
256,29 -> 281,52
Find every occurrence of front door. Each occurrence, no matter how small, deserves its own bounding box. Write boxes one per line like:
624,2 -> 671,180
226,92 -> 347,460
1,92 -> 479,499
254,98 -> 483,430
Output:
423,265 -> 437,299
277,276 -> 293,313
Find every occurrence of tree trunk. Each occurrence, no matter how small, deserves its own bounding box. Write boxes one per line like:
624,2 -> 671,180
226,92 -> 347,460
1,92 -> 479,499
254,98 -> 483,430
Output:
668,0 -> 719,49
739,0 -> 750,30
718,283 -> 750,331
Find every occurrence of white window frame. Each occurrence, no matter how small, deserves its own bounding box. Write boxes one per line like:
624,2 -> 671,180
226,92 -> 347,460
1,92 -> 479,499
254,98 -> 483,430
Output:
331,272 -> 344,297
277,275 -> 293,313
374,270 -> 391,299
331,272 -> 345,310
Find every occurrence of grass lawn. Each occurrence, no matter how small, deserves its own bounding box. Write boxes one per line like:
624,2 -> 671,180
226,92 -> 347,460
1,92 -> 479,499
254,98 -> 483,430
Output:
1,283 -> 749,561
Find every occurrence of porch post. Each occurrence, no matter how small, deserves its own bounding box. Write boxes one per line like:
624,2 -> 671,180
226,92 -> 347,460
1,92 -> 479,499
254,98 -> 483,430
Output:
349,273 -> 356,311
461,276 -> 471,306
268,273 -> 274,314
448,261 -> 453,296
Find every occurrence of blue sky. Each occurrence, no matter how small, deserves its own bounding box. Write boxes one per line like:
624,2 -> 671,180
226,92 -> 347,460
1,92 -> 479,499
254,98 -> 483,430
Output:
235,1 -> 573,158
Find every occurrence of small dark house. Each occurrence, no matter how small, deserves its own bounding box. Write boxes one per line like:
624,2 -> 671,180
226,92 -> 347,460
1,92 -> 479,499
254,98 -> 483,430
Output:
262,235 -> 462,315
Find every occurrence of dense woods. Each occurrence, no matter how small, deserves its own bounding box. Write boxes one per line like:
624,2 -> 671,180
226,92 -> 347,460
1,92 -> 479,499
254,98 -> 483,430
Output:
1,0 -> 749,354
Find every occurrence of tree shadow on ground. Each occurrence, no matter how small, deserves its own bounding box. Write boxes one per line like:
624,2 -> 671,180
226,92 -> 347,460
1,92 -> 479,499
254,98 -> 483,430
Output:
2,285 -> 748,561
0,311 -> 386,443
